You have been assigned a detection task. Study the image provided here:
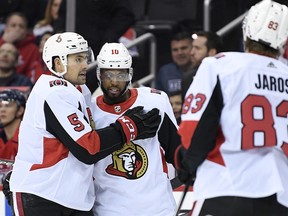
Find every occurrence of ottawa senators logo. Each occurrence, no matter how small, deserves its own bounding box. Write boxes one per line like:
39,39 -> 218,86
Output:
49,80 -> 68,87
106,142 -> 148,179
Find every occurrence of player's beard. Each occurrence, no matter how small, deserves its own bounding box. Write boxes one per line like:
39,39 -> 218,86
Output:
101,81 -> 130,104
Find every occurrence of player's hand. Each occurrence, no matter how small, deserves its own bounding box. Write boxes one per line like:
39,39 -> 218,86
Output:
113,106 -> 161,143
174,146 -> 195,186
2,171 -> 12,206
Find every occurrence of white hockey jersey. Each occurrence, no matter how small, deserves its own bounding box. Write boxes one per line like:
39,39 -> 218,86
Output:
179,52 -> 288,207
10,74 -> 122,211
91,87 -> 179,216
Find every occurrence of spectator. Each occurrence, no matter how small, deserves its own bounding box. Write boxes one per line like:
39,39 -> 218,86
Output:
0,89 -> 26,192
33,0 -> 64,42
0,12 -> 41,79
181,31 -> 224,99
0,42 -> 33,88
175,0 -> 288,215
156,32 -> 193,95
0,89 -> 26,161
9,32 -> 160,215
168,90 -> 182,125
91,42 -> 180,216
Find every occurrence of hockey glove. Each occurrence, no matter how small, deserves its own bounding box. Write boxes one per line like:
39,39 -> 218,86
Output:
113,106 -> 161,143
174,146 -> 196,186
2,171 -> 12,206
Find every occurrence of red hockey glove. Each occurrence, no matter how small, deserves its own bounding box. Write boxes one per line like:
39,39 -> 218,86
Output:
113,106 -> 161,143
174,146 -> 196,186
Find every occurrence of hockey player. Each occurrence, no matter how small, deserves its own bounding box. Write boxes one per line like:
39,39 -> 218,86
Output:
91,42 -> 180,216
9,32 -> 161,216
175,0 -> 288,215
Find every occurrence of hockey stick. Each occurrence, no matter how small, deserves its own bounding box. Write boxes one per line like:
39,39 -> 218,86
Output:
174,183 -> 189,216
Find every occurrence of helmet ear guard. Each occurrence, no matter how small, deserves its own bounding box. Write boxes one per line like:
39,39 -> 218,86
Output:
242,0 -> 288,50
42,32 -> 89,77
88,46 -> 95,64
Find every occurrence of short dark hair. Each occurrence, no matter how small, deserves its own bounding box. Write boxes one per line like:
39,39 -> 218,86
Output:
168,90 -> 182,97
171,32 -> 192,42
193,31 -> 224,53
244,38 -> 279,58
5,12 -> 28,28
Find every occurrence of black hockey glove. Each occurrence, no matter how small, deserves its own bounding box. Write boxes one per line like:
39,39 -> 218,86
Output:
2,171 -> 12,206
113,106 -> 161,143
174,146 -> 195,186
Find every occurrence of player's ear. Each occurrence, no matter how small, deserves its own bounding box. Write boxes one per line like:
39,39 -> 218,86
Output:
208,48 -> 217,56
54,57 -> 64,72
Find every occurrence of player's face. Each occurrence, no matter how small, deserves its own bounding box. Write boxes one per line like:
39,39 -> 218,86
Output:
0,101 -> 19,125
64,52 -> 88,85
100,69 -> 129,100
171,39 -> 192,67
190,36 -> 209,68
